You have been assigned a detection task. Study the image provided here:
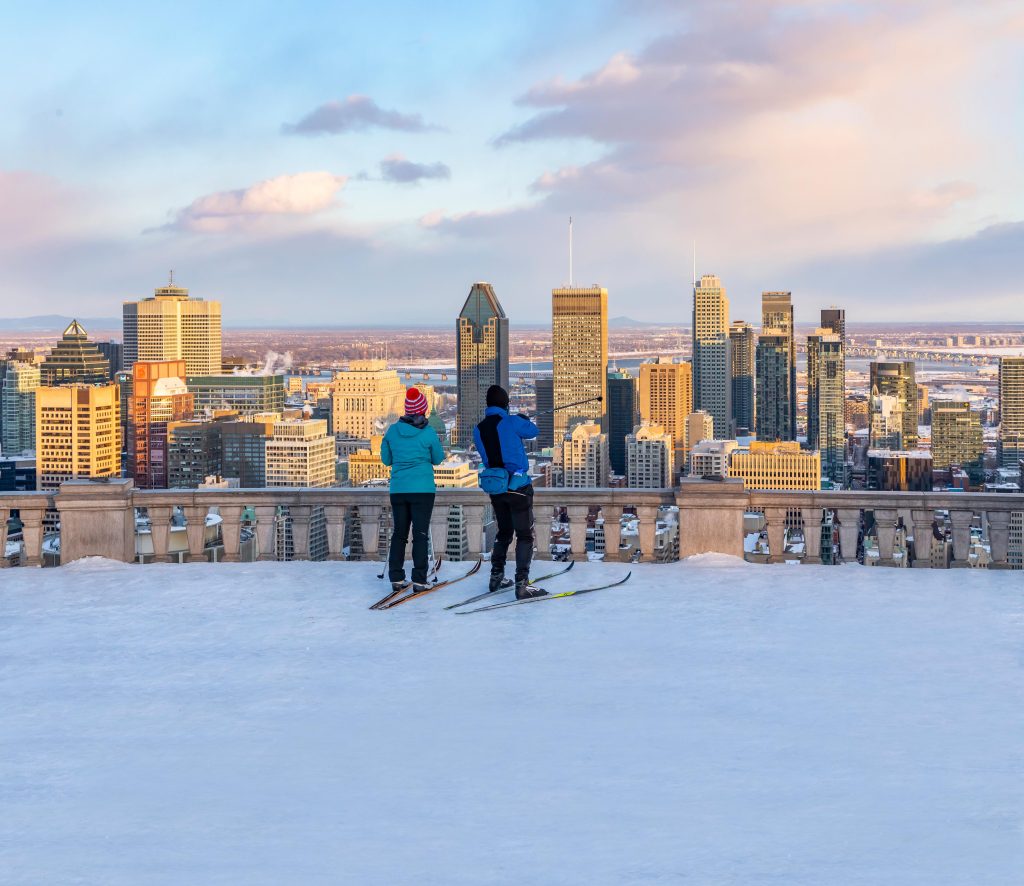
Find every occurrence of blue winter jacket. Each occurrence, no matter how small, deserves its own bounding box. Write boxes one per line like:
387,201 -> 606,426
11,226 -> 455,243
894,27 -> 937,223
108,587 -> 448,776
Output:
381,416 -> 444,494
473,406 -> 538,481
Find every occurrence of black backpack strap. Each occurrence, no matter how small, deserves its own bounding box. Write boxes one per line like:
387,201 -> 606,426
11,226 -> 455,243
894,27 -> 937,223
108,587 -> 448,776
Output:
477,414 -> 505,468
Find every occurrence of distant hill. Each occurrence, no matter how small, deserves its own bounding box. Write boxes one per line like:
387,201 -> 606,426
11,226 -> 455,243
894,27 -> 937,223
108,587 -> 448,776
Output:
609,316 -> 660,328
0,315 -> 120,331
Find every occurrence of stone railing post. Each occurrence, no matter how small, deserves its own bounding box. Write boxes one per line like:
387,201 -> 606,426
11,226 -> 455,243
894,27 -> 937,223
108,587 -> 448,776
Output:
873,508 -> 898,566
20,507 -> 45,567
463,504 -> 486,558
359,506 -> 383,560
765,507 -> 788,564
254,505 -> 278,561
429,506 -> 450,562
288,505 -> 312,561
800,507 -> 823,564
910,509 -> 934,568
985,510 -> 1011,569
637,505 -> 659,562
148,505 -> 174,563
183,504 -> 209,563
54,479 -> 136,564
835,508 -> 860,564
566,505 -> 590,561
324,504 -> 346,561
218,505 -> 244,563
601,505 -> 623,563
949,510 -> 974,568
676,480 -> 746,559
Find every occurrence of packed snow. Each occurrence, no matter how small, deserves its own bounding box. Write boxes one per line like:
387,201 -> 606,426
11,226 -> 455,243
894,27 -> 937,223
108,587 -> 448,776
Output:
2,558 -> 1022,885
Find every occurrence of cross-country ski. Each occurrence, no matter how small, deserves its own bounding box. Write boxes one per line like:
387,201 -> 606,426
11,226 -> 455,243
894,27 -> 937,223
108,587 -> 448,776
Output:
376,559 -> 483,610
443,561 -> 575,610
456,572 -> 632,614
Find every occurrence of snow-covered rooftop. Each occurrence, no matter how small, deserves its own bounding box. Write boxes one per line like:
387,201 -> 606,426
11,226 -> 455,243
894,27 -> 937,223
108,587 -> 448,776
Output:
3,558 -> 1022,884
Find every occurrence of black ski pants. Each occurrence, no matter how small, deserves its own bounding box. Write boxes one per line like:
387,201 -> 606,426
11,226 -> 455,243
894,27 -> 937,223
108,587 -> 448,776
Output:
490,485 -> 535,582
388,492 -> 435,584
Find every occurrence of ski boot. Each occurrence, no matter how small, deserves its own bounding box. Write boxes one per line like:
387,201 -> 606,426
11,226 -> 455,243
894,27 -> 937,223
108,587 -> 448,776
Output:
489,570 -> 514,593
515,578 -> 548,600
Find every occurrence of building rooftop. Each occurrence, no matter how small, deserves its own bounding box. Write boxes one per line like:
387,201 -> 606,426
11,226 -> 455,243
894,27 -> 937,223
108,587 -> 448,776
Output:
3,557 -> 1020,883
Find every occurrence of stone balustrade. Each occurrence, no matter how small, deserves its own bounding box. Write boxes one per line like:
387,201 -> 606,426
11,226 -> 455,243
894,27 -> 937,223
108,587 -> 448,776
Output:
1,479 -> 1021,569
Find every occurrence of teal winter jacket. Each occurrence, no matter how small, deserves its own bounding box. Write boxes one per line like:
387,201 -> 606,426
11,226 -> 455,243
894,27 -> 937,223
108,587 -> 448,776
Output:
381,416 -> 444,493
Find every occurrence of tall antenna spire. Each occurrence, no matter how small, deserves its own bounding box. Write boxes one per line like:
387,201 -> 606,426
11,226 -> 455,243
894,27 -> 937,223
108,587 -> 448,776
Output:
169,269 -> 175,286
568,216 -> 574,286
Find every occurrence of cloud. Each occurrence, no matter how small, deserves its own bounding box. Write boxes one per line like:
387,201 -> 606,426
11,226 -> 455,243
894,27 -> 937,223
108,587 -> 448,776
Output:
379,154 -> 451,184
0,170 -> 85,248
283,96 -> 442,135
160,171 -> 347,233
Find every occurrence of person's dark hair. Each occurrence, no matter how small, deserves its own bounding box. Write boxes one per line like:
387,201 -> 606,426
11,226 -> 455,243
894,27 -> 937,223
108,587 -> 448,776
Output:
486,384 -> 510,410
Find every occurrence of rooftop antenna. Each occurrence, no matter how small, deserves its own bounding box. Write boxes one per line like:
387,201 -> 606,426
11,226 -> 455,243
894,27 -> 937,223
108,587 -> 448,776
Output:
169,269 -> 175,286
569,216 -> 573,286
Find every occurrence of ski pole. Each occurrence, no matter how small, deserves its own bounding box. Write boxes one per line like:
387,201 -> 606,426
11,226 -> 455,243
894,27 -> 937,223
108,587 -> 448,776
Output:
532,395 -> 604,417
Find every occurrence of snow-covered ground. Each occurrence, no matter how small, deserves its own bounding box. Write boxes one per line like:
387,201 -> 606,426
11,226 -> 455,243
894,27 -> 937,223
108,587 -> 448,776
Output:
2,558 -> 1022,885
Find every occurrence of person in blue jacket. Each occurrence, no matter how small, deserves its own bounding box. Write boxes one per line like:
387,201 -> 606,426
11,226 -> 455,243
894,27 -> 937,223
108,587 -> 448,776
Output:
474,384 -> 547,599
381,388 -> 444,593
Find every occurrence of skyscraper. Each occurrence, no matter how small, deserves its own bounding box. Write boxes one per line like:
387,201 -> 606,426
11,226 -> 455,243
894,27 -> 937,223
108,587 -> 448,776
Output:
638,359 -> 692,469
552,286 -> 608,440
330,360 -> 407,439
454,283 -> 509,448
756,333 -> 792,442
1,362 -> 40,455
122,277 -> 222,375
761,292 -> 796,440
265,419 -> 336,488
869,361 -> 918,450
692,274 -> 731,439
559,422 -> 610,487
807,328 -> 845,484
999,357 -> 1024,467
36,383 -> 121,493
729,321 -> 755,436
820,307 -> 846,344
128,360 -> 195,489
39,321 -> 110,386
931,401 -> 984,475
626,424 -> 674,488
534,377 -> 554,448
606,370 -> 637,476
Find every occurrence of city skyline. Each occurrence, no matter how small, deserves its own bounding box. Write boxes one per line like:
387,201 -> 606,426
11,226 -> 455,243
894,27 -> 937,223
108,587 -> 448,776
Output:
1,1 -> 1022,324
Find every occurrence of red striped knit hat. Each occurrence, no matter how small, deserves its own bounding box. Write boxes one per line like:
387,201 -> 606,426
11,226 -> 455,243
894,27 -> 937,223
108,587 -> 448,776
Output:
405,387 -> 429,416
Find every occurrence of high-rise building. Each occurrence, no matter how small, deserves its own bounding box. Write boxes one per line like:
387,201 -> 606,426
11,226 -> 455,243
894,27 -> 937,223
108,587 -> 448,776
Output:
128,360 -> 194,489
552,286 -> 608,440
265,419 -> 335,488
560,422 -> 609,487
689,439 -> 738,480
686,410 -> 714,461
931,401 -> 984,473
347,436 -> 391,487
167,419 -> 228,489
820,307 -> 846,343
755,333 -> 792,442
867,450 -> 932,491
729,441 -> 821,491
761,292 -> 796,440
807,328 -> 845,484
222,414 -> 278,487
187,374 -> 286,418
606,370 -> 637,476
534,377 -> 554,448
638,359 -> 692,469
1,362 -> 40,455
692,274 -> 731,438
330,360 -> 407,440
96,341 -> 123,377
36,383 -> 121,493
0,348 -> 36,443
626,424 -> 674,488
122,278 -> 222,375
729,321 -> 755,436
454,283 -> 509,448
39,321 -> 110,386
999,357 -> 1024,467
869,361 -> 918,450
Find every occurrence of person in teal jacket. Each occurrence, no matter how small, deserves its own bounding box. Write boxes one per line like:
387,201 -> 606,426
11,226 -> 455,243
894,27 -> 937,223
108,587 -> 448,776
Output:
380,388 -> 445,592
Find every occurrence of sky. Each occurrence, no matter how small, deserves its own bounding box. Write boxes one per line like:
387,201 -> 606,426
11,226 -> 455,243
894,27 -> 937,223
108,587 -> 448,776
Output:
1,0 -> 1022,326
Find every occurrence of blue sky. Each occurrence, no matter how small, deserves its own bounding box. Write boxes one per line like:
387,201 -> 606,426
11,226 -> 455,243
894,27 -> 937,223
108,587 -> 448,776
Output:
1,0 -> 1022,325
